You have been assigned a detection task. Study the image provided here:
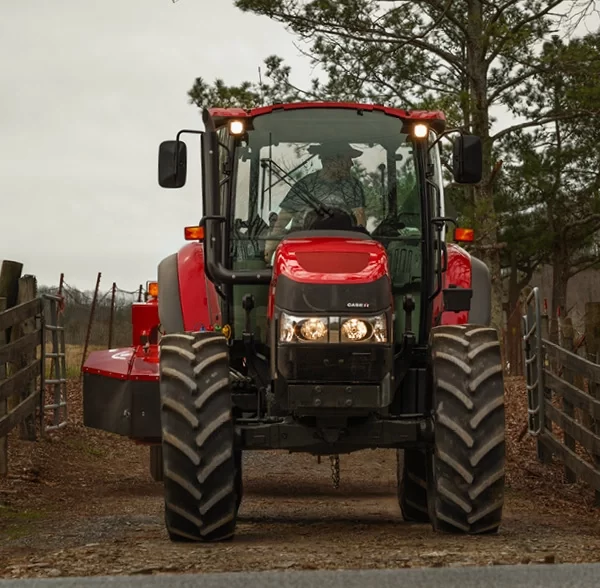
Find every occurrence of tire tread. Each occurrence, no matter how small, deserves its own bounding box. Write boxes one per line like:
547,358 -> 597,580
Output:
159,331 -> 239,542
429,324 -> 505,535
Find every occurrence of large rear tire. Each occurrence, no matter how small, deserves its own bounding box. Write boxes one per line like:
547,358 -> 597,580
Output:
428,324 -> 505,534
397,448 -> 430,523
159,332 -> 238,542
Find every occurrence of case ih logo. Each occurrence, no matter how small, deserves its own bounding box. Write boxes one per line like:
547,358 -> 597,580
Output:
347,302 -> 370,309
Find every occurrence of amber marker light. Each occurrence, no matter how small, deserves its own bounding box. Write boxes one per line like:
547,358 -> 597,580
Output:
184,226 -> 204,240
454,228 -> 475,242
147,281 -> 159,298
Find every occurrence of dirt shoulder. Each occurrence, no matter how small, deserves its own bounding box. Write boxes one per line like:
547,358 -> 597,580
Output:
1,377 -> 600,578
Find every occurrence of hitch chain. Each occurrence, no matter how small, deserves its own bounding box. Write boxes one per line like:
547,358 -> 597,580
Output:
329,454 -> 340,489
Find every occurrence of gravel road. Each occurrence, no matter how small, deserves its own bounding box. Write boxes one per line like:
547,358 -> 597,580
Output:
1,378 -> 600,579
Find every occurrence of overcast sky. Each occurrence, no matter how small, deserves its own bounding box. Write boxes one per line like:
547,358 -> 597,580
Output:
1,1 -> 597,291
0,0 -> 316,290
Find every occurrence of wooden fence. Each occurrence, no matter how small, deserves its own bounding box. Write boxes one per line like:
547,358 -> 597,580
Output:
523,287 -> 600,505
0,260 -> 67,476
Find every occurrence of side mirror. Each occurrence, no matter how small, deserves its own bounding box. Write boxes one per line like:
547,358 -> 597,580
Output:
158,140 -> 187,188
452,135 -> 482,184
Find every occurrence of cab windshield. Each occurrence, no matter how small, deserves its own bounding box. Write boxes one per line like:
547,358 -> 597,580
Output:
230,108 -> 423,263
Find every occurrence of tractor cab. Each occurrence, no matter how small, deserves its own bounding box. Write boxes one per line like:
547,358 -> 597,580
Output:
159,104 -> 481,351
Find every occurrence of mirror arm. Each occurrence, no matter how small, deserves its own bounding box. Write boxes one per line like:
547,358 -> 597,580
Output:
176,129 -> 204,155
169,129 -> 204,186
176,129 -> 204,141
428,127 -> 469,153
431,216 -> 457,232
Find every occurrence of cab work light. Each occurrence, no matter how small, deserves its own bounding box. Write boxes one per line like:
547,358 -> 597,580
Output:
229,120 -> 245,135
413,124 -> 428,138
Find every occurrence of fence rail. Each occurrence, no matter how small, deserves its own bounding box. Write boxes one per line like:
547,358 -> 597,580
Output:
524,286 -> 600,503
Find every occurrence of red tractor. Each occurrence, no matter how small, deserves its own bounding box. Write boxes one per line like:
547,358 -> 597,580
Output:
84,101 -> 505,543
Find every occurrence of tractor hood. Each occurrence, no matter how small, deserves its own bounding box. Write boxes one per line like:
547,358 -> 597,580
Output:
271,231 -> 392,315
273,231 -> 389,286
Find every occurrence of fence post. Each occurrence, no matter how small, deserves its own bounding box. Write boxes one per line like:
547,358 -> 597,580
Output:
585,302 -> 600,507
538,296 -> 552,463
108,282 -> 116,349
591,350 -> 600,508
1,261 -> 24,423
559,314 -> 576,483
0,297 -> 7,476
81,272 -> 101,376
14,276 -> 38,441
0,261 -> 23,341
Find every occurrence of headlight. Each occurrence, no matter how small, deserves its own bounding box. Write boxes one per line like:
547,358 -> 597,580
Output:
279,313 -> 328,343
279,312 -> 387,343
341,318 -> 370,342
300,318 -> 328,341
341,314 -> 388,343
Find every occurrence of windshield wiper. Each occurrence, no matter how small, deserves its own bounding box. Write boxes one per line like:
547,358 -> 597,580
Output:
264,154 -> 318,192
260,158 -> 334,218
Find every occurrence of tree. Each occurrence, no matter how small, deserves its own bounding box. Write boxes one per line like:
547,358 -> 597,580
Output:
188,56 -> 318,109
191,0 -> 600,329
496,32 -> 600,321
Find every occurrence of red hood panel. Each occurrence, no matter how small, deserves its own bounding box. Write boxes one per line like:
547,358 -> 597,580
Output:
274,236 -> 389,285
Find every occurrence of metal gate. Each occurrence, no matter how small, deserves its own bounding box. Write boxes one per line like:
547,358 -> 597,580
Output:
41,293 -> 68,432
522,286 -> 545,437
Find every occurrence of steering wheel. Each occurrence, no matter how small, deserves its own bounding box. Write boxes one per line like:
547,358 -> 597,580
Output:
302,206 -> 358,231
372,212 -> 420,237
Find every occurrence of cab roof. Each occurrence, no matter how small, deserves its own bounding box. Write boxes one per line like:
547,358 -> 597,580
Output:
207,101 -> 447,134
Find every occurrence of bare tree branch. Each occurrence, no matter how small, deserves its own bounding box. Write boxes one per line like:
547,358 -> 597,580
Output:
490,112 -> 594,143
486,0 -> 569,65
564,213 -> 600,239
263,9 -> 467,71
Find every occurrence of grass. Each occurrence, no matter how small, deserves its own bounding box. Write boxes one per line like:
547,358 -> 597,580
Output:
64,438 -> 106,458
0,506 -> 47,539
43,343 -> 106,379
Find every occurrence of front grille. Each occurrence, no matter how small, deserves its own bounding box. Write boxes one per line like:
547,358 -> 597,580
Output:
277,345 -> 391,383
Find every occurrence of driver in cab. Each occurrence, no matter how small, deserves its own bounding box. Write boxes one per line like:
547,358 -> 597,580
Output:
263,143 -> 367,262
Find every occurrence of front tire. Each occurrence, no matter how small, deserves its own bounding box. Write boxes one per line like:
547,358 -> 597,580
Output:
428,324 -> 505,534
159,332 -> 238,542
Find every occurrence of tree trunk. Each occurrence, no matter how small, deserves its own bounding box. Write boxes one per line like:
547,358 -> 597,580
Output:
551,249 -> 569,325
507,250 -> 519,314
466,0 -> 503,331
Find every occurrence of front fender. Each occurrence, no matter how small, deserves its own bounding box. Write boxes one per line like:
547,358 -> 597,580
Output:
433,243 -> 470,326
157,242 -> 221,334
432,244 -> 491,327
